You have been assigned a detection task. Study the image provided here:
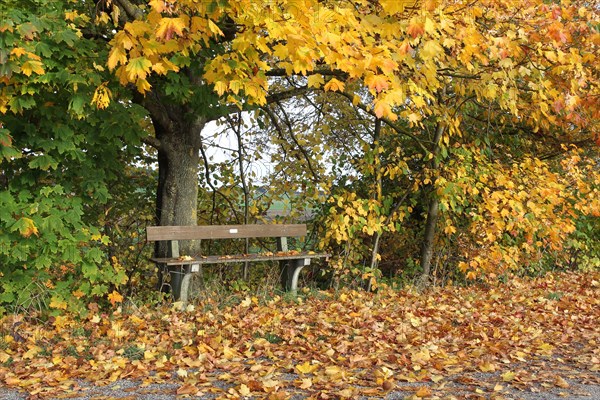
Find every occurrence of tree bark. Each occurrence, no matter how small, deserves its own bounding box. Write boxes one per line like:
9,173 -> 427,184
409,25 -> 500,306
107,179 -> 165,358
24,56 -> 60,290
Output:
149,102 -> 206,257
147,104 -> 206,295
419,122 -> 445,286
419,193 -> 439,281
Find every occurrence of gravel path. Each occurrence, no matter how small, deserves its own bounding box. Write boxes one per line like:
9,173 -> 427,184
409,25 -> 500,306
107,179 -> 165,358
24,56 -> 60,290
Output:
1,368 -> 599,399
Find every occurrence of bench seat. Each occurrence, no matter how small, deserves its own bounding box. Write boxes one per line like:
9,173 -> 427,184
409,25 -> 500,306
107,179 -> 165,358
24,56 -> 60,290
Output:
146,224 -> 328,303
151,251 -> 328,266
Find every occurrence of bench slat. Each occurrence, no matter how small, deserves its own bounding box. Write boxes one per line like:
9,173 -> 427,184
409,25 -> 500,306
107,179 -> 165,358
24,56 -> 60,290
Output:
151,251 -> 328,266
147,224 -> 307,242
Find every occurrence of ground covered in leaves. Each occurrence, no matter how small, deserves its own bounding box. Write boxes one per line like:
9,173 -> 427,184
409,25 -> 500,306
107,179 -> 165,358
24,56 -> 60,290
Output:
1,272 -> 599,399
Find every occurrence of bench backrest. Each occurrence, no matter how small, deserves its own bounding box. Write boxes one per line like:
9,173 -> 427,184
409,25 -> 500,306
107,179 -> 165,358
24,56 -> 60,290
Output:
146,224 -> 307,242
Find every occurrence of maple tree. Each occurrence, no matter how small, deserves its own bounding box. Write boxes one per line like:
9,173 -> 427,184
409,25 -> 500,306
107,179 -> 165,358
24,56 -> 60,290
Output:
0,0 -> 157,312
104,0 -> 599,282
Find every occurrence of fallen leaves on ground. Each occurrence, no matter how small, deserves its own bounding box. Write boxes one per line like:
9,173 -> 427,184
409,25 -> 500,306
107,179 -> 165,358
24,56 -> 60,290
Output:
0,272 -> 598,398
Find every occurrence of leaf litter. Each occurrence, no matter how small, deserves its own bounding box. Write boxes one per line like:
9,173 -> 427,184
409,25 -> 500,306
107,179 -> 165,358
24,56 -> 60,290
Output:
0,271 -> 598,399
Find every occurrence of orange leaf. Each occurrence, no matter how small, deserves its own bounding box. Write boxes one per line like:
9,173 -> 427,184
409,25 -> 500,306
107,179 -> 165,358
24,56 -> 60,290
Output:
407,22 -> 424,38
415,386 -> 432,397
177,383 -> 199,395
108,290 -> 123,306
366,75 -> 389,93
398,40 -> 412,56
554,376 -> 570,388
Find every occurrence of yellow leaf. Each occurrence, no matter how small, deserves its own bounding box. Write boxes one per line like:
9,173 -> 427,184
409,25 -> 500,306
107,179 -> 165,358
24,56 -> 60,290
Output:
96,11 -> 110,25
424,18 -> 437,35
229,80 -> 242,95
300,378 -> 312,389
23,345 -> 41,360
65,11 -> 79,21
374,100 -> 392,119
223,345 -> 237,359
261,379 -> 280,389
151,62 -> 168,75
20,60 -> 45,77
538,342 -> 554,354
239,383 -> 250,396
379,58 -> 398,74
136,78 -> 152,93
479,361 -> 496,372
207,19 -> 223,36
214,81 -> 228,96
0,351 -> 11,363
380,0 -> 415,15
155,17 -> 186,41
125,57 -> 152,81
411,349 -> 431,364
91,83 -> 112,109
149,0 -> 167,13
49,297 -> 68,310
307,74 -> 324,88
296,361 -> 319,374
444,225 -> 456,235
107,47 -> 127,70
421,40 -> 443,59
323,78 -> 345,92
501,371 -> 515,382
324,365 -> 343,379
10,47 -> 26,57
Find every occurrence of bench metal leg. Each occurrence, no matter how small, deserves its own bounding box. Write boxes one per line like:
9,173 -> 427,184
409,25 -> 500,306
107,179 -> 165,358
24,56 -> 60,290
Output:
172,263 -> 200,304
179,273 -> 192,305
281,258 -> 310,293
169,266 -> 184,301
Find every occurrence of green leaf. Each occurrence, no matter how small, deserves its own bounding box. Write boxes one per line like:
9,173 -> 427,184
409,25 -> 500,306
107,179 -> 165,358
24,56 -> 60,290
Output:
28,154 -> 58,170
69,94 -> 86,116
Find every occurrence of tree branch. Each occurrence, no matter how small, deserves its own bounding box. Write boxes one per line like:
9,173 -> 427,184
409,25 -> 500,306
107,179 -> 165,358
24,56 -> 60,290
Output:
265,85 -> 310,104
141,135 -> 162,150
273,103 -> 321,182
266,68 -> 349,79
113,0 -> 144,21
333,90 -> 430,154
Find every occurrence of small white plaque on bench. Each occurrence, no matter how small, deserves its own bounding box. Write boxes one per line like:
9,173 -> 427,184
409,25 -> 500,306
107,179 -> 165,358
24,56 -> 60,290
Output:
229,229 -> 238,234
191,263 -> 200,272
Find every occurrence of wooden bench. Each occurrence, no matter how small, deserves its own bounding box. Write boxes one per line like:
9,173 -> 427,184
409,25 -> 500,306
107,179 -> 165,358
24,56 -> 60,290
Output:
146,224 -> 329,303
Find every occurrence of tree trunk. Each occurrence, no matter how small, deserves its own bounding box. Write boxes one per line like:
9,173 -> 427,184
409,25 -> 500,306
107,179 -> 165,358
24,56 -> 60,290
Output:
153,111 -> 206,256
419,122 -> 445,286
149,108 -> 206,296
419,194 -> 439,281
